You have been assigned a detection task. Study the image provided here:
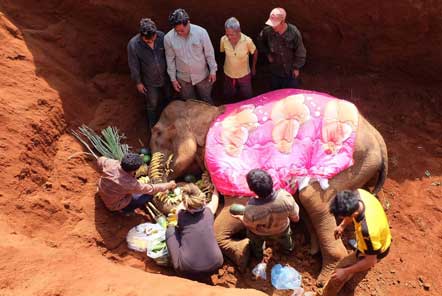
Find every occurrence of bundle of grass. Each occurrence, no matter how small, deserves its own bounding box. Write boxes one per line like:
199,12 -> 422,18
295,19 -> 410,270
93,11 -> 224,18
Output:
71,125 -> 130,160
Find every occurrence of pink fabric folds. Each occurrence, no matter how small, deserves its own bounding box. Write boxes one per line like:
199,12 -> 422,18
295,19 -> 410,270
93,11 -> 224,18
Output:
205,89 -> 359,196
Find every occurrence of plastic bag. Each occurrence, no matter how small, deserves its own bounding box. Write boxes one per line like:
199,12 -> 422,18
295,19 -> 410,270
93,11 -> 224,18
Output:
271,264 -> 302,290
126,222 -> 164,252
252,262 -> 267,280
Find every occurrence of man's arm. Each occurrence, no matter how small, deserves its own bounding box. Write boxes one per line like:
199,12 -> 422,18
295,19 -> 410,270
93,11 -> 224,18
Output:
257,28 -> 273,63
207,189 -> 219,214
334,216 -> 353,239
332,254 -> 377,282
292,30 -> 307,70
130,180 -> 176,195
201,29 -> 217,75
164,35 -> 177,82
289,199 -> 300,222
127,41 -> 142,84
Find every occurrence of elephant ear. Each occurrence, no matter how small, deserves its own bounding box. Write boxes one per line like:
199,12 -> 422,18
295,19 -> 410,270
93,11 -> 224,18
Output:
192,105 -> 224,147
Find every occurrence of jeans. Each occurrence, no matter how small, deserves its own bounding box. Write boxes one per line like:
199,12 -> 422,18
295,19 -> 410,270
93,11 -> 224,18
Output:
178,76 -> 213,104
145,82 -> 172,128
121,194 -> 153,213
247,226 -> 294,260
224,73 -> 253,101
270,74 -> 299,90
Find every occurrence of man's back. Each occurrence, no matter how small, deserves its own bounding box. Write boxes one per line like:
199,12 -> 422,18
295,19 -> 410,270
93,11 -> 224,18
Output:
243,189 -> 299,236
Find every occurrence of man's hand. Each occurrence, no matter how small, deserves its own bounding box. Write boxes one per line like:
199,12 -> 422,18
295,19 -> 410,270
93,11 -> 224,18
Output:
231,214 -> 244,222
292,69 -> 300,78
168,180 -> 177,189
334,225 -> 345,240
172,80 -> 182,92
267,54 -> 274,63
208,74 -> 217,84
136,83 -> 147,94
331,268 -> 349,282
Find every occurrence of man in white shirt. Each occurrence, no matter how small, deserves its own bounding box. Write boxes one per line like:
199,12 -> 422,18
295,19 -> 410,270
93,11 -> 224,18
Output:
164,8 -> 217,104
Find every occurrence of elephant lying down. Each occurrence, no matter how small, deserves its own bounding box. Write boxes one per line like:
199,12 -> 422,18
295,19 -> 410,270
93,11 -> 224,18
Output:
150,93 -> 388,283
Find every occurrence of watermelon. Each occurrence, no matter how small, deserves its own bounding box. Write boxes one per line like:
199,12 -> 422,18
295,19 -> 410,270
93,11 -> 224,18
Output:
183,174 -> 197,183
229,204 -> 246,215
139,147 -> 151,155
142,154 -> 151,164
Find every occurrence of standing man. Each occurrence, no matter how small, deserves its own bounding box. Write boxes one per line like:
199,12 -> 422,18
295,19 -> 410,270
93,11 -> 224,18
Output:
127,18 -> 171,130
231,169 -> 300,260
314,189 -> 392,296
258,7 -> 307,90
220,17 -> 258,101
164,8 -> 217,104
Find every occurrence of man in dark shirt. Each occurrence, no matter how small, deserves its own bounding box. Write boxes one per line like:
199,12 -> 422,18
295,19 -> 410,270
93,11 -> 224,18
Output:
258,8 -> 307,90
127,18 -> 172,130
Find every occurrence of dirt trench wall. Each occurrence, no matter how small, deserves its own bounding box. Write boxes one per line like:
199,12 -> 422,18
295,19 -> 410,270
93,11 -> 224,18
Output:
3,0 -> 442,81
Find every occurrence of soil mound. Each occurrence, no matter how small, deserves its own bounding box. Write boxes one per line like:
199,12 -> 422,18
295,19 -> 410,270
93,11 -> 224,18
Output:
0,1 -> 441,295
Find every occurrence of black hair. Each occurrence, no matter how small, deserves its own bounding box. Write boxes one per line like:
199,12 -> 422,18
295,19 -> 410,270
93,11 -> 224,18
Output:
139,18 -> 157,39
246,169 -> 273,199
121,153 -> 143,172
329,190 -> 361,217
168,8 -> 190,27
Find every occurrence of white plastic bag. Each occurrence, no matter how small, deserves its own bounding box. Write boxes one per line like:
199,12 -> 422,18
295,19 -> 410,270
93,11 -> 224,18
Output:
271,264 -> 302,290
126,222 -> 165,252
252,262 -> 267,280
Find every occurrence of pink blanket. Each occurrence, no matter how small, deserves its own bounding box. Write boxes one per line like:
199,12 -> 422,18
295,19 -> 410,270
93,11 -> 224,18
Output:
205,89 -> 359,196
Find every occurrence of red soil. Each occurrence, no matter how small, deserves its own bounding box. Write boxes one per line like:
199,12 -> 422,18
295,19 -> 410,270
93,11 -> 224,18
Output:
0,1 -> 441,295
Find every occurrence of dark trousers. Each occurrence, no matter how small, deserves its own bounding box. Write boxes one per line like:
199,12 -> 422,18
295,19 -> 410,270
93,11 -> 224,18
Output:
224,73 -> 253,101
145,82 -> 172,129
270,74 -> 299,90
247,226 -> 294,260
178,77 -> 213,104
121,194 -> 152,213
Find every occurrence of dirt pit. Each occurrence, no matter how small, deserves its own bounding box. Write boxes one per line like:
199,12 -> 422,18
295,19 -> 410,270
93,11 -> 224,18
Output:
0,1 -> 441,296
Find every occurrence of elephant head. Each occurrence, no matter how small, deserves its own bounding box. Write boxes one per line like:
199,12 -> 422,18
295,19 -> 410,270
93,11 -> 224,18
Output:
150,100 -> 223,178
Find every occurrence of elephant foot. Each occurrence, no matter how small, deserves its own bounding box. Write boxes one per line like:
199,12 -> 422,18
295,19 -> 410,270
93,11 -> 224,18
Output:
317,258 -> 341,287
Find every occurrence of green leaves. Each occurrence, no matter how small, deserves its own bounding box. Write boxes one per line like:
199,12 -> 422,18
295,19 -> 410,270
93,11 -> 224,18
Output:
71,125 -> 130,160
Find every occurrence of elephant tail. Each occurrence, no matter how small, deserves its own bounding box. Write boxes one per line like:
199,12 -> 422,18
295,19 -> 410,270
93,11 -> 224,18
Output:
373,128 -> 389,195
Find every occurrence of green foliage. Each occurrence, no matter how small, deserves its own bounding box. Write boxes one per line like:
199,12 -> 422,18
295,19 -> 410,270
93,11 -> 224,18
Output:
71,125 -> 130,160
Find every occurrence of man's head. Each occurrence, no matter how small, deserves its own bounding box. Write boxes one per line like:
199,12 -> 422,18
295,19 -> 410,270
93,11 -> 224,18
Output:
224,17 -> 241,44
139,18 -> 157,46
246,169 -> 273,199
329,190 -> 361,217
121,153 -> 143,174
169,8 -> 190,37
265,7 -> 287,33
181,183 -> 206,212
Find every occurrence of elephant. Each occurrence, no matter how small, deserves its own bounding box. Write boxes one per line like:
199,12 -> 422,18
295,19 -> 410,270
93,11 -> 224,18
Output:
150,96 -> 388,284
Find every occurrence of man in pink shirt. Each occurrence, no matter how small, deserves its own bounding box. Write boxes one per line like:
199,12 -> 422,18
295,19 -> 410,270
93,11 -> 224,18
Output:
97,153 -> 176,213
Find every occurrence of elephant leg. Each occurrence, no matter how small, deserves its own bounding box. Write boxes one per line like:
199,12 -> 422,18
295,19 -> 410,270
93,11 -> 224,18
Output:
302,211 -> 320,255
299,183 -> 348,286
214,199 -> 250,272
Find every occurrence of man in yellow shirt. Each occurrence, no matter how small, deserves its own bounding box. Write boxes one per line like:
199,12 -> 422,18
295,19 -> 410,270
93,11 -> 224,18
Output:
220,17 -> 258,101
310,189 -> 392,296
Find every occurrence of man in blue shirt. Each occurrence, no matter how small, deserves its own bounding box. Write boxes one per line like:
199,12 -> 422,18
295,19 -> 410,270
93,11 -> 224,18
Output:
127,18 -> 171,130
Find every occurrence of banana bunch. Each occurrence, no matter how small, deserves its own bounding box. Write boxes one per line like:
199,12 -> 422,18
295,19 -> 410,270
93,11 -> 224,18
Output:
153,187 -> 182,214
148,152 -> 166,183
135,163 -> 149,178
137,176 -> 151,184
196,171 -> 214,202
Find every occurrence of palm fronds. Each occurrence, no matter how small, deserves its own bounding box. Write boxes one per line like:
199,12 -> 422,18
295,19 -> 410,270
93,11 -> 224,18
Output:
71,125 -> 130,160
